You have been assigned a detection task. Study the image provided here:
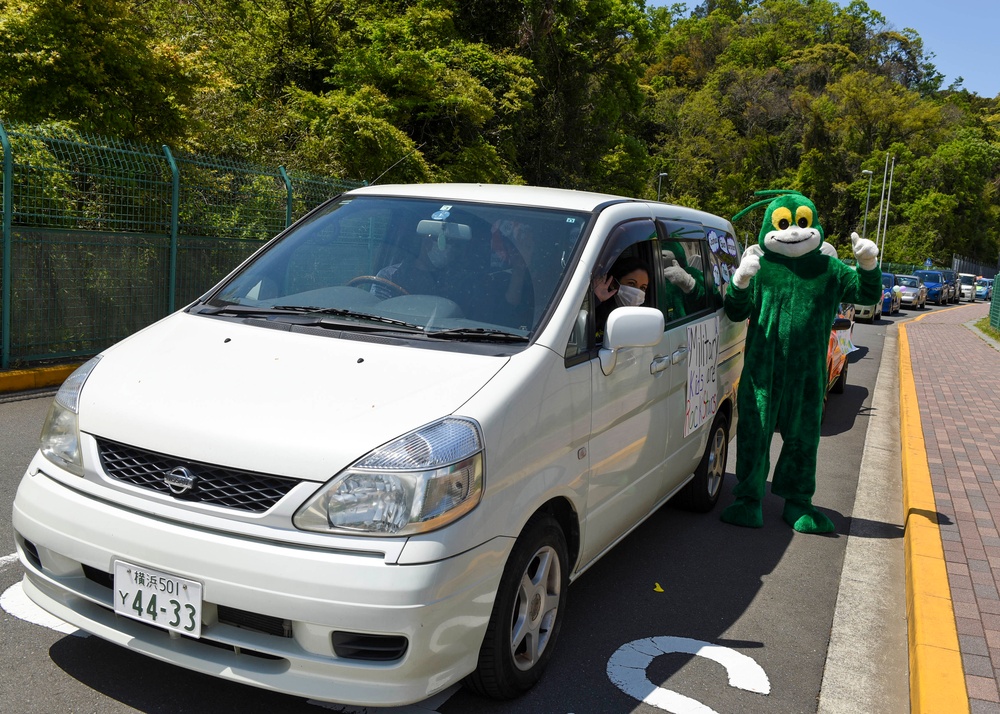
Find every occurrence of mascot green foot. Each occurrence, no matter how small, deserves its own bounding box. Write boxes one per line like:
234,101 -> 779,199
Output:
782,500 -> 835,534
721,498 -> 764,528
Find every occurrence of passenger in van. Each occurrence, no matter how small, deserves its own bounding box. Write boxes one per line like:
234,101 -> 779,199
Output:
594,256 -> 650,342
661,241 -> 706,320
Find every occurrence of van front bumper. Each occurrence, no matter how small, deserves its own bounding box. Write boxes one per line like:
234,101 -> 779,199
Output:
12,458 -> 511,707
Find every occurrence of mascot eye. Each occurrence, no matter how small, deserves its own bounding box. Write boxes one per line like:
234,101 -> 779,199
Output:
771,207 -> 792,231
795,205 -> 814,228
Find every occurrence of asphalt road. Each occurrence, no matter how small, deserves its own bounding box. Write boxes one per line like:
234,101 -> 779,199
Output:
0,302 -> 939,713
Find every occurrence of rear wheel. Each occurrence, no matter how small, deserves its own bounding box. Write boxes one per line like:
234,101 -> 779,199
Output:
832,357 -> 848,394
464,514 -> 568,700
674,413 -> 729,512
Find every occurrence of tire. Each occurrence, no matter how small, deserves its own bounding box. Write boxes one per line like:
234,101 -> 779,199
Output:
832,356 -> 848,394
674,413 -> 729,512
464,514 -> 568,700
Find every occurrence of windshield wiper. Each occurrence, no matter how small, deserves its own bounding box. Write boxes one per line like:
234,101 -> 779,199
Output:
196,303 -> 292,316
197,303 -> 424,331
425,327 -> 529,343
272,305 -> 425,331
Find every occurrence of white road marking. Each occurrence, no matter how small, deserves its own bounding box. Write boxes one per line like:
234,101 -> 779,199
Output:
607,636 -> 769,714
1,581 -> 81,635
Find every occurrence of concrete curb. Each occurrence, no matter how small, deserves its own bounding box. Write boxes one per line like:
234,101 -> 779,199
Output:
899,313 -> 970,714
818,325 -> 908,712
0,364 -> 79,394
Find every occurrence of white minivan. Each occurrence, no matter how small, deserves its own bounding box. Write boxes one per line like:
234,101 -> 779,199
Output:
13,184 -> 746,706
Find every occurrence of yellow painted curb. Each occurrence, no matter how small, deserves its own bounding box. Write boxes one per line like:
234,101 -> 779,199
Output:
899,320 -> 970,713
0,364 -> 78,393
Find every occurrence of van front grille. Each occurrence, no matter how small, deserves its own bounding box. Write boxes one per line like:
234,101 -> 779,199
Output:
96,438 -> 299,512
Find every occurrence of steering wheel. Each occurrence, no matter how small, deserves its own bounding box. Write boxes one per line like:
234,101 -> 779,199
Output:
346,275 -> 409,297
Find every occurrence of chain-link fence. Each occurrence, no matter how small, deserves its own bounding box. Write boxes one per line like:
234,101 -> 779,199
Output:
0,122 -> 364,368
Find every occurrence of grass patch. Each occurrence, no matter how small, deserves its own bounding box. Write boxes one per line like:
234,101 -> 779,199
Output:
974,317 -> 1000,343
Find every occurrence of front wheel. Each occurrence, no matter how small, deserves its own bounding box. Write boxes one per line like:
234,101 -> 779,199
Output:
464,514 -> 568,700
674,413 -> 730,512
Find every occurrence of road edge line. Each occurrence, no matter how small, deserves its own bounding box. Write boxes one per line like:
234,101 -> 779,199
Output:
899,318 -> 969,714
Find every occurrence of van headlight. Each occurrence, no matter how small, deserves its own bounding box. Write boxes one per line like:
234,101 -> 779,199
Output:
40,356 -> 102,476
294,417 -> 484,536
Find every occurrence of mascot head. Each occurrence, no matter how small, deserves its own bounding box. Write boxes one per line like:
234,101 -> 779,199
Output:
733,190 -> 825,259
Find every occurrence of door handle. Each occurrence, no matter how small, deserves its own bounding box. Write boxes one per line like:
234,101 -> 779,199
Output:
671,346 -> 688,365
650,355 -> 670,374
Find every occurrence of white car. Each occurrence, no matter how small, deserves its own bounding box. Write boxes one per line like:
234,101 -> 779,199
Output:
13,184 -> 746,707
959,272 -> 977,301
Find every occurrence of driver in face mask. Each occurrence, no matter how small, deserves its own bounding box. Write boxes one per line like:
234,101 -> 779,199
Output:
373,232 -> 450,298
593,256 -> 650,343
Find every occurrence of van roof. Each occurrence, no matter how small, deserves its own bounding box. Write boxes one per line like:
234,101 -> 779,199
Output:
346,183 -> 734,232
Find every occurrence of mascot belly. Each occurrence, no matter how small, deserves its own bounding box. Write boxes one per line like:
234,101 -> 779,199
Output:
721,191 -> 882,533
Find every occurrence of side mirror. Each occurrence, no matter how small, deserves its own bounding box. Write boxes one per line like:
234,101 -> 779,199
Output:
833,317 -> 853,332
599,307 -> 664,375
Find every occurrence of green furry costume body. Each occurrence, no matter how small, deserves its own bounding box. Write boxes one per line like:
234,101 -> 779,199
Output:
720,192 -> 882,533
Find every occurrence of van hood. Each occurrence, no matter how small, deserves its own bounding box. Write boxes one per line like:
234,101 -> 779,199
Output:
79,312 -> 508,480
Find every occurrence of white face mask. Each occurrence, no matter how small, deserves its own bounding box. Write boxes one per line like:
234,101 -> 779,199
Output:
427,244 -> 451,269
615,284 -> 646,307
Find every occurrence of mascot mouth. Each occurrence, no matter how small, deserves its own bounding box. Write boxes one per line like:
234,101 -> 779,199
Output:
763,228 -> 821,257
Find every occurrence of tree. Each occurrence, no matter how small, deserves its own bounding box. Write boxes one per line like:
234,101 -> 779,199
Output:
0,0 -> 196,143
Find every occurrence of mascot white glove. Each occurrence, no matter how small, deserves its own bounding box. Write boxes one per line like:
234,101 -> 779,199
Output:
731,253 -> 761,290
663,259 -> 696,294
851,231 -> 879,271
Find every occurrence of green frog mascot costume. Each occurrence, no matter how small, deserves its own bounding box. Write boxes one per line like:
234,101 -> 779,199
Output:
721,190 -> 882,533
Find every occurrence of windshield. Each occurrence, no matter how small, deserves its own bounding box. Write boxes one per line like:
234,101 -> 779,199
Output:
896,276 -> 919,288
881,275 -> 894,288
203,194 -> 589,341
915,271 -> 942,283
960,274 -> 975,285
977,278 -> 991,286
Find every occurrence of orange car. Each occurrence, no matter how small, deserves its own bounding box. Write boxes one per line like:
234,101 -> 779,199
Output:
826,303 -> 855,396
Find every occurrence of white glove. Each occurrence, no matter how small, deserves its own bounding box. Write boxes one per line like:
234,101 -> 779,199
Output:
851,231 -> 879,271
663,260 -> 696,294
731,253 -> 761,290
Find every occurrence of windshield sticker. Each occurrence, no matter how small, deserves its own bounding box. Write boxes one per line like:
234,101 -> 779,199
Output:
431,210 -> 450,220
686,316 -> 720,437
708,230 -> 720,253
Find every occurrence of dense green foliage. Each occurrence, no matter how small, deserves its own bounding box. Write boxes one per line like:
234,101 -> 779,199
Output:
0,0 -> 997,265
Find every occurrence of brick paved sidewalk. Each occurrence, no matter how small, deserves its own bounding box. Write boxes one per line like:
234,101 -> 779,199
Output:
906,302 -> 1000,712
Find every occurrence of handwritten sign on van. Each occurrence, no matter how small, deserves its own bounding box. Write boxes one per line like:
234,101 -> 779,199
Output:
686,316 -> 720,437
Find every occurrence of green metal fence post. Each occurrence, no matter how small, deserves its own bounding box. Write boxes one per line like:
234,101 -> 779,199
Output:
1,122 -> 12,369
278,166 -> 293,228
162,145 -> 180,314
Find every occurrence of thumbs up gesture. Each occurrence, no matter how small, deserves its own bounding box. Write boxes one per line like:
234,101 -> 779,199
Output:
731,253 -> 761,290
851,231 -> 879,271
663,260 -> 696,294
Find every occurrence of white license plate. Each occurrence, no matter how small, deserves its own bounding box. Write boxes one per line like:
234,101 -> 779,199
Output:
113,560 -> 202,638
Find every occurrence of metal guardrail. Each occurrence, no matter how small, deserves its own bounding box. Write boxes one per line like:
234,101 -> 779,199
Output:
0,122 -> 364,368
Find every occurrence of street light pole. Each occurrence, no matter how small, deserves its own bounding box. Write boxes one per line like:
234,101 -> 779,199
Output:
861,169 -> 873,240
657,172 -> 669,202
874,152 -> 890,251
878,157 -> 896,271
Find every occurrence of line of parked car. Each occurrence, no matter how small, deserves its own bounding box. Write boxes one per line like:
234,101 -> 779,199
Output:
854,267 -> 992,323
